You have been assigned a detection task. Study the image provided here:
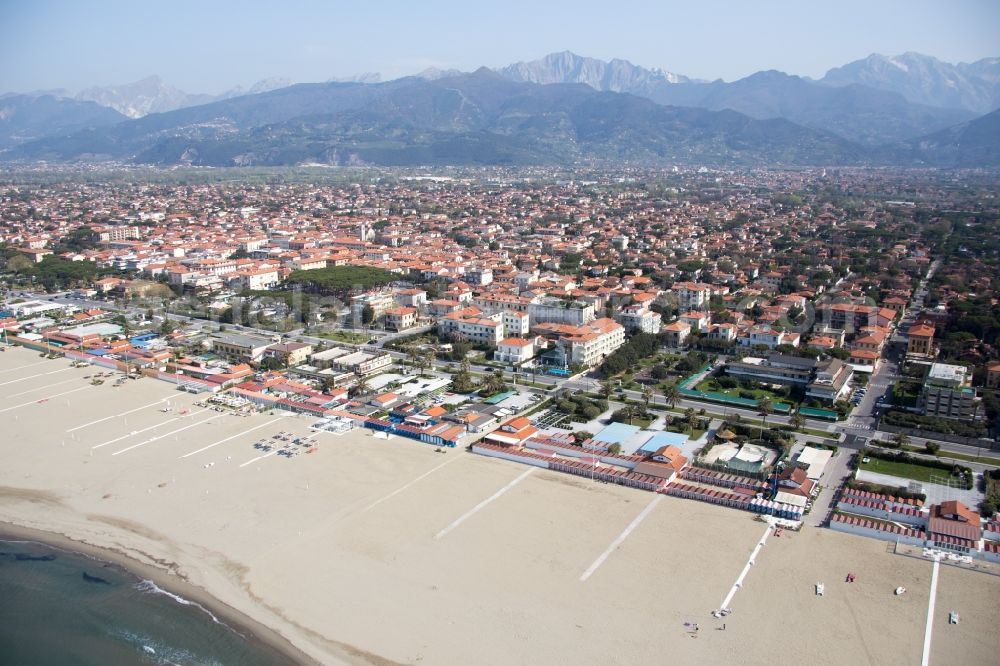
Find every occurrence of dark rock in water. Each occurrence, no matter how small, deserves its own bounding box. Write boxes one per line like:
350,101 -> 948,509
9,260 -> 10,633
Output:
82,571 -> 111,584
0,552 -> 57,562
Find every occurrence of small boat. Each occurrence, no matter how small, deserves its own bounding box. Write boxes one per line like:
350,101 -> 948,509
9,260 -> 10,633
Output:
949,612 -> 959,625
815,582 -> 825,596
894,587 -> 906,595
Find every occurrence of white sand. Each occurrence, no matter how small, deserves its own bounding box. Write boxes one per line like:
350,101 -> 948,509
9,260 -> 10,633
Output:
1,346 -> 998,665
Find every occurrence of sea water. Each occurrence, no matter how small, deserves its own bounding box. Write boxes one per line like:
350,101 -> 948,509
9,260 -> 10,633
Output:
0,539 -> 295,666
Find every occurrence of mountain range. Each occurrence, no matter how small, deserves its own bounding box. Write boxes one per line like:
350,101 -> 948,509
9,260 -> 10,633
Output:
2,52 -> 998,167
0,94 -> 126,149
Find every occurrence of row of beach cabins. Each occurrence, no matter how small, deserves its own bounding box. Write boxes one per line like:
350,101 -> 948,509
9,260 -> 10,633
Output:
831,488 -> 1000,563
474,419 -> 810,523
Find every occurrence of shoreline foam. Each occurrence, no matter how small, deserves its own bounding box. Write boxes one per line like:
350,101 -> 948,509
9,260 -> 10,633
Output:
0,522 -> 321,666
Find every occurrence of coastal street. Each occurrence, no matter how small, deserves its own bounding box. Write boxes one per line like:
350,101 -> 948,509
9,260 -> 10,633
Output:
1,305 -> 998,666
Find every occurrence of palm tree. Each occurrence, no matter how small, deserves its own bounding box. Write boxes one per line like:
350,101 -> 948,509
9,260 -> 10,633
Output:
661,382 -> 680,409
352,373 -> 369,397
406,345 -> 420,370
600,379 -> 614,400
789,412 -> 805,431
892,432 -> 910,449
642,385 -> 654,408
420,350 -> 435,375
757,396 -> 774,422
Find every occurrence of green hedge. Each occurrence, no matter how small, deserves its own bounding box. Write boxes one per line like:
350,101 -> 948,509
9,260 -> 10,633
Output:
883,409 -> 987,438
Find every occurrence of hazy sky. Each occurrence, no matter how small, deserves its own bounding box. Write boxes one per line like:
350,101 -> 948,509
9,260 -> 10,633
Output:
2,0 -> 998,93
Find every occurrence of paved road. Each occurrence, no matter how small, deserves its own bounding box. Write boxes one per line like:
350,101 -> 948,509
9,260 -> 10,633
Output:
803,436 -> 858,527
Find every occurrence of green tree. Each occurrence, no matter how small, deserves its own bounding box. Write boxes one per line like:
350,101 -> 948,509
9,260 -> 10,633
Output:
451,358 -> 476,393
361,304 -> 375,326
757,396 -> 774,427
789,412 -> 805,431
258,356 -> 284,371
893,431 -> 911,449
352,373 -> 370,397
661,382 -> 680,409
600,379 -> 614,400
6,254 -> 32,274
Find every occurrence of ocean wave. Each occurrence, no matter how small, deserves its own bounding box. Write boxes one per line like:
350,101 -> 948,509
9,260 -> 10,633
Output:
134,579 -> 234,630
111,627 -> 223,666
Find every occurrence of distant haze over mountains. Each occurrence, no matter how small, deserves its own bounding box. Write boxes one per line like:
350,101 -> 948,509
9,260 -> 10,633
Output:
821,52 -> 1000,114
74,75 -> 294,118
2,51 -> 998,167
498,51 -> 691,90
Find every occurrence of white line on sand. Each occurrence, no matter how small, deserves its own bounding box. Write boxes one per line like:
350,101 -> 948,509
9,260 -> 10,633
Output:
0,386 -> 91,414
3,376 -> 81,398
0,361 -> 47,375
112,414 -> 221,456
0,366 -> 72,386
717,523 -> 773,611
180,417 -> 283,458
239,449 -> 281,468
67,398 -> 168,432
435,467 -> 535,540
363,455 -> 462,512
580,494 -> 663,582
921,557 -> 941,666
91,409 -> 209,450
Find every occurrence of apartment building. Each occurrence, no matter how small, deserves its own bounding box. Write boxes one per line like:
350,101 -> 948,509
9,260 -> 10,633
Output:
503,310 -> 530,337
527,297 -> 595,328
394,288 -> 428,308
350,292 -> 396,323
385,306 -> 418,331
311,346 -> 392,376
465,268 -> 494,286
672,282 -> 714,311
820,303 -> 896,333
618,305 -> 662,334
95,225 -> 141,242
804,358 -> 853,403
535,317 -> 625,368
494,337 -> 535,365
738,325 -> 801,350
438,308 -> 504,347
661,321 -> 690,348
726,354 -> 852,404
919,363 -> 983,422
564,318 -> 625,367
907,324 -> 935,357
211,333 -> 273,363
473,292 -> 534,314
232,268 -> 280,291
264,342 -> 314,366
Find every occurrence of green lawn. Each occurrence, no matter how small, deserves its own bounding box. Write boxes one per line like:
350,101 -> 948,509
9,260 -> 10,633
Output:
859,457 -> 958,484
694,379 -> 796,409
897,444 -> 1000,467
318,330 -> 370,344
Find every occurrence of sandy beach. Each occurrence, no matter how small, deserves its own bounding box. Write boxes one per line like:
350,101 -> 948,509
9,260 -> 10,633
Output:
1,345 -> 998,665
